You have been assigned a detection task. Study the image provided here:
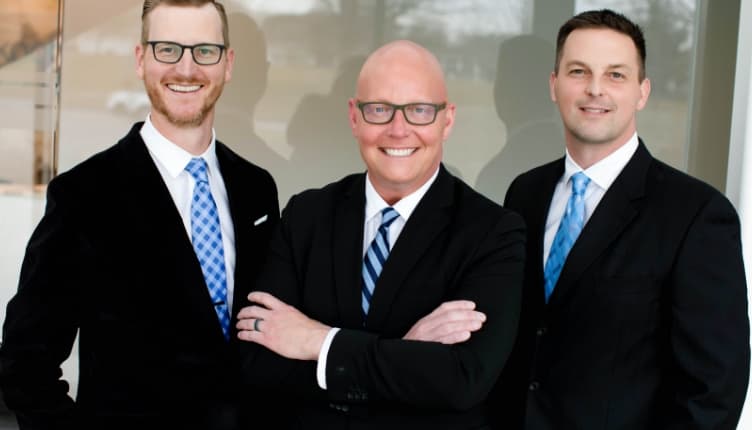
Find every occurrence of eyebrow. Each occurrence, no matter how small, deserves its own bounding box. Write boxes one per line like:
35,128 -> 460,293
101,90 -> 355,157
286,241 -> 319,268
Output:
564,60 -> 632,70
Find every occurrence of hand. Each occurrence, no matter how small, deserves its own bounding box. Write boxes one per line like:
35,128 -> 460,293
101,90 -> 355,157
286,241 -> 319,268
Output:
403,300 -> 486,344
237,292 -> 330,361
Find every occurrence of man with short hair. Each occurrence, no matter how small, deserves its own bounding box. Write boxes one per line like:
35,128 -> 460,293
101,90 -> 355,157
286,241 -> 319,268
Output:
236,40 -> 526,429
494,9 -> 749,429
0,1 -> 278,429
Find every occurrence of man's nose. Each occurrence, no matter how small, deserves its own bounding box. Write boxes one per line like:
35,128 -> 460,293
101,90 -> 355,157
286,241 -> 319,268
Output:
388,108 -> 410,137
174,48 -> 198,75
586,77 -> 603,96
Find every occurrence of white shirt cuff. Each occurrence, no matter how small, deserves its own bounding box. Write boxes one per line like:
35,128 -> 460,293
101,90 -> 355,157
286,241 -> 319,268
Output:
316,327 -> 341,390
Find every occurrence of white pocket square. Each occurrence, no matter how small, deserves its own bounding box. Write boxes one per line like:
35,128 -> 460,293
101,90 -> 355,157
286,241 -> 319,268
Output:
253,214 -> 268,226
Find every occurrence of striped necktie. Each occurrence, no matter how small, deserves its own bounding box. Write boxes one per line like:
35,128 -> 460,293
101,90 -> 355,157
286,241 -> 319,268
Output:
362,207 -> 400,318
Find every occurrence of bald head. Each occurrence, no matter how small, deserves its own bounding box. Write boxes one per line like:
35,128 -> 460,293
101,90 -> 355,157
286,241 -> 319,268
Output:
348,39 -> 455,204
356,40 -> 448,102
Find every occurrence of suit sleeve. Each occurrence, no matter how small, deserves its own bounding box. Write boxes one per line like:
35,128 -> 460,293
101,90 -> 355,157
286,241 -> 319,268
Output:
325,211 -> 526,410
0,179 -> 83,428
238,194 -> 323,401
663,192 -> 749,429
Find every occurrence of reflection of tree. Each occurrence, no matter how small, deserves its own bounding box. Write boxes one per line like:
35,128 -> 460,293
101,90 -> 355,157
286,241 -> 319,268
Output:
642,0 -> 693,98
0,23 -> 44,67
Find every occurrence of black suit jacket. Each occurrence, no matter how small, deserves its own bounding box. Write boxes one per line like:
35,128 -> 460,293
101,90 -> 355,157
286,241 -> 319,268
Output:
240,165 -> 526,429
494,141 -> 749,429
0,122 -> 279,430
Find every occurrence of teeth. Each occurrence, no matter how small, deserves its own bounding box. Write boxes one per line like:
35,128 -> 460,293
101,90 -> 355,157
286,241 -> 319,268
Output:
583,108 -> 607,113
168,84 -> 201,92
384,148 -> 415,157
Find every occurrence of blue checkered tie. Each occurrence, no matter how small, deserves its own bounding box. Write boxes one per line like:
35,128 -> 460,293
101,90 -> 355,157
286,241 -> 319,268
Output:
185,157 -> 230,340
543,172 -> 591,303
362,207 -> 400,318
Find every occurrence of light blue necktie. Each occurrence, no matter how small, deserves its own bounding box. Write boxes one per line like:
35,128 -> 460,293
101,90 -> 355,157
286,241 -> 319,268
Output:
362,207 -> 400,318
543,172 -> 591,303
185,157 -> 230,340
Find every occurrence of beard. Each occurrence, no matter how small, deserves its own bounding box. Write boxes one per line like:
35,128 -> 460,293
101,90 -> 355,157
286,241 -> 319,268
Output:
145,77 -> 224,128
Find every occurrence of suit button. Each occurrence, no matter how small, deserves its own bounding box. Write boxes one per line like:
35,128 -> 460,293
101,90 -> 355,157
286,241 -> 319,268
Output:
529,381 -> 540,391
536,327 -> 547,336
335,365 -> 346,374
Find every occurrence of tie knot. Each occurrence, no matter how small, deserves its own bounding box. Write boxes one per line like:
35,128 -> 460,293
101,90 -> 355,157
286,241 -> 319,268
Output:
570,172 -> 590,196
185,157 -> 209,184
380,207 -> 399,228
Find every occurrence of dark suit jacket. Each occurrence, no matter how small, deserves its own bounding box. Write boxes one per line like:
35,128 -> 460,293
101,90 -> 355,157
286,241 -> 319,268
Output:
493,141 -> 749,429
0,122 -> 279,430
240,165 -> 526,429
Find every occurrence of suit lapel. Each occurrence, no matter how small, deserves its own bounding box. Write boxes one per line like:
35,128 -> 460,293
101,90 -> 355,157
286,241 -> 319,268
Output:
332,175 -> 368,328
528,161 -> 565,306
365,166 -> 454,329
116,124 -> 227,341
215,143 -> 250,316
549,142 -> 651,305
117,124 -> 197,266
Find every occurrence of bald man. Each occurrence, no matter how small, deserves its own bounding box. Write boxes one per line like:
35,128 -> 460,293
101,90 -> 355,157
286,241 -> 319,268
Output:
235,40 -> 525,428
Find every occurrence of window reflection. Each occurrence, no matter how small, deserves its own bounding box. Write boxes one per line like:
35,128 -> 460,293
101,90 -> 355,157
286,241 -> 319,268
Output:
51,0 -> 697,205
0,0 -> 711,422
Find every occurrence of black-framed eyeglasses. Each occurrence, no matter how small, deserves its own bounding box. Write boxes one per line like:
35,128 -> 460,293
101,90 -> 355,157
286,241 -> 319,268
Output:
357,101 -> 447,125
146,41 -> 226,65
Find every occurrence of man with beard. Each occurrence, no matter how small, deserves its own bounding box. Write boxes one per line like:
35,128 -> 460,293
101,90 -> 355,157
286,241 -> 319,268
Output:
0,1 -> 278,429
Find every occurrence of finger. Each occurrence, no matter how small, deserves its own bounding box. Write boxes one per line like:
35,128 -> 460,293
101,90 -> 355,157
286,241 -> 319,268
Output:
433,319 -> 484,338
436,330 -> 472,345
236,305 -> 270,320
422,310 -> 486,333
407,311 -> 462,337
438,309 -> 485,322
236,310 -> 271,332
435,300 -> 476,314
247,291 -> 287,309
236,317 -> 255,331
237,326 -> 267,344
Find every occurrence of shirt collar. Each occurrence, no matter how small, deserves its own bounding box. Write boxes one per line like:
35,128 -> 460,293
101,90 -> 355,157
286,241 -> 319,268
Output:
364,167 -> 440,223
140,114 -> 219,178
563,132 -> 639,190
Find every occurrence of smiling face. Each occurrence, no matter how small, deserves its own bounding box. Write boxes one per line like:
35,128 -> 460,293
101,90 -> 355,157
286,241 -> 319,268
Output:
136,3 -> 234,130
550,28 -> 650,162
349,40 -> 455,204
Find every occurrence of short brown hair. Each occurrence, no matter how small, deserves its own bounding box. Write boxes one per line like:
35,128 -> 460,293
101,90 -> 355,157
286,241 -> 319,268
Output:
555,9 -> 646,81
141,0 -> 230,47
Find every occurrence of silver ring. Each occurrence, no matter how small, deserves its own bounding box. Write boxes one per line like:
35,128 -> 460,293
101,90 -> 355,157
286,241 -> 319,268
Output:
253,318 -> 262,332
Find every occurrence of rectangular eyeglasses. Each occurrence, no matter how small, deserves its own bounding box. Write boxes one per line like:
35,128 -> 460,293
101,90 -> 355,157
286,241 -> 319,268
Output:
147,41 -> 225,65
357,101 -> 447,125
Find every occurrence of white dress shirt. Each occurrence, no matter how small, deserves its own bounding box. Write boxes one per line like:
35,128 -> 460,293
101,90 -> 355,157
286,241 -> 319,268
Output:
316,167 -> 441,389
139,115 -> 236,311
543,133 -> 639,267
